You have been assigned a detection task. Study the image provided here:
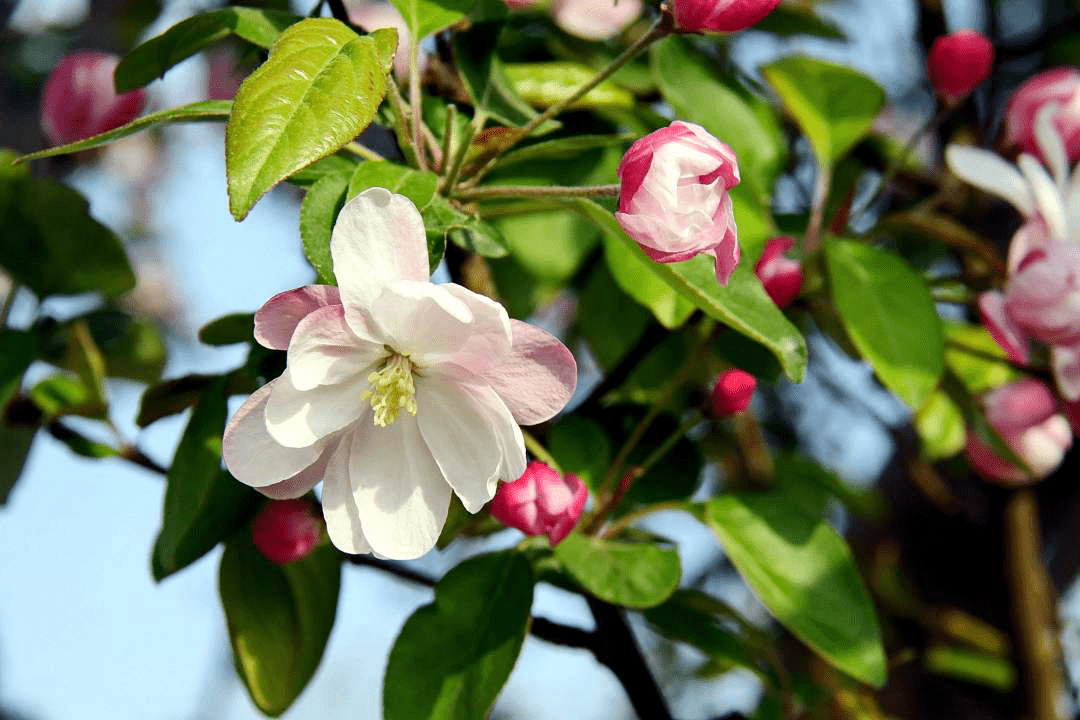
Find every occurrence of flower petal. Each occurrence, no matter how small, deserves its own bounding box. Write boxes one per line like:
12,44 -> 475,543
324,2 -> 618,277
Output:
1054,343 -> 1080,401
1017,153 -> 1067,242
222,380 -> 329,487
321,431 -> 372,554
257,442 -> 334,500
979,291 -> 1030,364
331,188 -> 429,317
1034,102 -> 1069,187
254,285 -> 341,350
481,320 -> 577,426
265,367 -> 369,448
349,413 -> 451,560
415,375 -> 524,512
946,145 -> 1035,216
287,304 -> 386,391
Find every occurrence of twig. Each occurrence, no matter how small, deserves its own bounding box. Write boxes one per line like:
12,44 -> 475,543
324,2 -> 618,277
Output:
325,0 -> 350,25
345,142 -> 385,162
452,184 -> 621,202
587,597 -> 674,720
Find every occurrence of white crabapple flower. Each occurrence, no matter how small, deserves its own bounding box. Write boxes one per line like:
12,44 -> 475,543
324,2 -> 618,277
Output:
223,188 -> 577,560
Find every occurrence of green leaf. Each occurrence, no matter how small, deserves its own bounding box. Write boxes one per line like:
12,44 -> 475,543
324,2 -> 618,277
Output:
18,101 -> 231,162
601,230 -> 696,330
553,532 -> 681,609
492,209 -> 595,281
138,374 -> 221,427
80,310 -> 167,383
220,538 -> 341,717
286,153 -> 358,187
384,550 -> 533,720
652,37 -> 786,199
567,199 -> 807,382
153,378 -> 258,580
760,56 -> 885,168
547,415 -> 611,493
115,8 -> 301,91
643,590 -> 757,670
226,18 -> 393,220
0,174 -> 135,298
696,493 -> 886,686
388,0 -> 477,40
424,196 -> 505,264
300,170 -> 351,284
0,328 -> 39,410
915,389 -> 966,460
826,238 -> 944,410
495,133 -> 634,170
0,421 -> 35,505
29,374 -> 107,419
347,162 -> 438,207
943,322 -> 1022,395
505,62 -> 635,110
923,645 -> 1016,691
753,5 -> 845,39
199,312 -> 255,346
455,21 -> 541,128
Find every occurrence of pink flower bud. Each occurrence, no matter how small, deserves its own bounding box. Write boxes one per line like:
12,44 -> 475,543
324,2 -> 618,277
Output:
673,0 -> 782,33
754,236 -> 803,309
711,369 -> 757,416
964,379 -> 1072,485
252,499 -> 324,565
40,51 -> 147,146
1005,67 -> 1080,164
926,30 -> 994,106
552,0 -> 643,40
490,461 -> 588,546
1001,243 -> 1080,348
617,121 -> 741,285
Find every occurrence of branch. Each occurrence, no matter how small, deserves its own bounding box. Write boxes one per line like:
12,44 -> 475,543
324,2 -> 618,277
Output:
587,597 -> 674,720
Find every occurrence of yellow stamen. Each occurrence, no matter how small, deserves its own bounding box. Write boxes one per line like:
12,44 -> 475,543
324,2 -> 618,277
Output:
360,353 -> 417,427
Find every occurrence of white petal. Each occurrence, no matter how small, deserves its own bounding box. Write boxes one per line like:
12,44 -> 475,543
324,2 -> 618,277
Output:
415,375 -> 523,512
350,413 -> 451,560
1018,153 -> 1068,242
265,367 -> 369,448
1034,103 -> 1069,187
321,431 -> 372,554
258,441 -> 334,500
330,188 -> 429,315
1054,344 -> 1080,401
287,304 -> 386,391
222,381 -> 328,487
481,320 -> 577,426
946,145 -> 1035,215
254,285 -> 341,350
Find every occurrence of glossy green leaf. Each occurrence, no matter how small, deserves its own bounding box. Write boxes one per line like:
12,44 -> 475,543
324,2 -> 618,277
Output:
18,101 -> 231,162
696,493 -> 886,686
29,375 -> 106,419
0,174 -> 135,298
547,415 -> 611,493
424,196 -> 506,264
384,550 -> 533,720
826,238 -> 944,410
220,538 -> 341,717
653,37 -> 786,198
199,313 -> 255,346
115,8 -> 301,91
153,378 -> 258,580
643,590 -> 757,669
568,199 -> 807,382
0,421 -> 35,505
493,209 -> 596,281
760,56 -> 885,168
915,389 -> 966,460
226,19 -> 393,220
300,170 -> 351,285
554,532 -> 681,609
506,62 -> 635,110
943,322 -> 1022,395
389,0 -> 477,39
455,21 -> 539,128
287,154 -> 357,187
347,162 -> 438,207
600,229 -> 696,330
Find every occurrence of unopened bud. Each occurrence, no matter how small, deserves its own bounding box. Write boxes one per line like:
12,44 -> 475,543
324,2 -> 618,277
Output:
490,461 -> 588,546
252,499 -> 323,565
40,51 -> 147,146
711,369 -> 757,417
754,236 -> 803,309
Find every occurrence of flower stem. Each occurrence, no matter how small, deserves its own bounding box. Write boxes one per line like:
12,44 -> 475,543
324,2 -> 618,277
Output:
522,430 -> 561,472
462,17 -> 672,187
438,104 -> 457,174
452,184 -> 621,202
345,142 -> 385,162
386,85 -> 419,167
439,117 -> 478,194
408,34 -> 427,172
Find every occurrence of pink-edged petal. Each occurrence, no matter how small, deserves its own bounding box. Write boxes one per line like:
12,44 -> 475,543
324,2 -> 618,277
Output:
415,375 -> 524,512
979,291 -> 1030,364
945,145 -> 1035,215
481,320 -> 577,426
222,380 -> 328,487
321,431 -> 372,554
371,280 -> 513,372
1017,153 -> 1067,242
1034,103 -> 1069,187
349,413 -> 451,560
257,441 -> 335,500
254,285 -> 341,350
1053,344 -> 1080,401
287,304 -> 386,391
331,188 -> 429,316
265,367 -> 369,448
709,231 -> 740,286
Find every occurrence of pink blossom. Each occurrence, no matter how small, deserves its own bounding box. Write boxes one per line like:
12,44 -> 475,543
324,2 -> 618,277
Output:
673,0 -> 782,33
616,121 -> 741,285
489,461 -> 587,545
552,0 -> 643,40
1006,67 -> 1080,164
252,499 -> 323,565
40,51 -> 147,146
754,236 -> 803,309
926,30 -> 993,106
223,188 -> 577,560
964,379 -> 1072,485
711,369 -> 756,416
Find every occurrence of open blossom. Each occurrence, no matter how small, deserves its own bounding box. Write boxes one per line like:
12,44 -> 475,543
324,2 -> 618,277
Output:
490,461 -> 587,545
552,0 -> 643,41
673,0 -> 782,33
926,30 -> 993,106
252,499 -> 324,565
754,236 -> 803,309
711,369 -> 757,416
617,121 -> 741,285
41,51 -> 147,146
964,379 -> 1072,485
1006,67 -> 1080,164
223,188 -> 577,560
